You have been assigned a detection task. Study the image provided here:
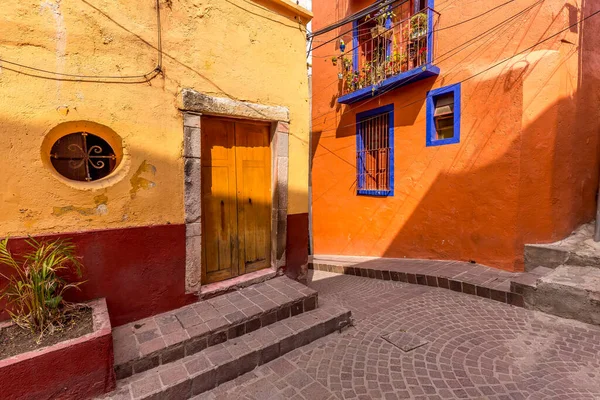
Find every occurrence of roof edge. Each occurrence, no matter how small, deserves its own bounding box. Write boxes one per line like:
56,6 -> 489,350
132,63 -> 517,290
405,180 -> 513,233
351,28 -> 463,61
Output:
256,0 -> 313,22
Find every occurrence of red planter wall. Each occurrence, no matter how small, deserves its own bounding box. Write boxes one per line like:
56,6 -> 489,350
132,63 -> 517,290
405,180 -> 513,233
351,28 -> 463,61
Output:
0,299 -> 116,400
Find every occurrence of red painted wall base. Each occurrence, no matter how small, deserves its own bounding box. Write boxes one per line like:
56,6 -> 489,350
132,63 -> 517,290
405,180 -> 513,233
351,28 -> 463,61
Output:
0,218 -> 310,327
0,225 -> 187,327
285,213 -> 309,281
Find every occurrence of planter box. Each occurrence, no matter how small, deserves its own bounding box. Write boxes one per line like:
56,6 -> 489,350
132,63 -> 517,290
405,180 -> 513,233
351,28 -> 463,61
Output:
0,298 -> 116,400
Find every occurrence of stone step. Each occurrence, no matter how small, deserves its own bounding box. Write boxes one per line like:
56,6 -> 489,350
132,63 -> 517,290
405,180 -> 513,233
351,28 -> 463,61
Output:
112,276 -> 318,380
512,265 -> 600,326
99,304 -> 352,400
524,222 -> 600,271
310,255 -> 523,307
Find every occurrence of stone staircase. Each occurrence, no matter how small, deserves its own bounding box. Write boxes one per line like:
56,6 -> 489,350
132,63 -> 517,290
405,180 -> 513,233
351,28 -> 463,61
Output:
513,222 -> 600,326
98,276 -> 352,400
524,222 -> 600,271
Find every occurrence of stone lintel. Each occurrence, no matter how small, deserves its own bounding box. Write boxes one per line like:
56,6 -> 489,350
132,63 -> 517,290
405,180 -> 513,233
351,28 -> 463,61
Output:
180,89 -> 290,123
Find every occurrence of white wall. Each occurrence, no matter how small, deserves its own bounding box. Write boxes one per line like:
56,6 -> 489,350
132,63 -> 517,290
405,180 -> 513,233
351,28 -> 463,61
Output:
297,0 -> 313,76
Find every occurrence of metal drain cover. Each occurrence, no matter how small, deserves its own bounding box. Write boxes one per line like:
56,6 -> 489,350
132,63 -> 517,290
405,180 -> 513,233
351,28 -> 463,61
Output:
382,331 -> 428,352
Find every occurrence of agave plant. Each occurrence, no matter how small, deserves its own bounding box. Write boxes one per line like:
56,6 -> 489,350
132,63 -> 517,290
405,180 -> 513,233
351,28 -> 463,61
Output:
0,237 -> 85,339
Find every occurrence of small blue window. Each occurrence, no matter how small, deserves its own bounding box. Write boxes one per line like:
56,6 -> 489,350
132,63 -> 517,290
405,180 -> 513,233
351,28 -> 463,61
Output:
426,83 -> 461,147
356,104 -> 394,196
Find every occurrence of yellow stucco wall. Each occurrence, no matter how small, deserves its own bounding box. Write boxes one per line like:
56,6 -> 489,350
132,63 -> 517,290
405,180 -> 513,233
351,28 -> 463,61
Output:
0,0 -> 311,236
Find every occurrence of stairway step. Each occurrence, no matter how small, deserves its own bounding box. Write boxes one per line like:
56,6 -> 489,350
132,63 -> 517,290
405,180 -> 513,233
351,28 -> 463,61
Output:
99,304 -> 352,400
521,265 -> 600,326
524,222 -> 600,271
112,276 -> 318,380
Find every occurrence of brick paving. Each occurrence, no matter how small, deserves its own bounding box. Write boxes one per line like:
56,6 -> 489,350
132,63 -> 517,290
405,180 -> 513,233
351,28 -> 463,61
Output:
99,304 -> 352,400
310,256 -> 526,307
199,270 -> 600,400
112,277 -> 318,379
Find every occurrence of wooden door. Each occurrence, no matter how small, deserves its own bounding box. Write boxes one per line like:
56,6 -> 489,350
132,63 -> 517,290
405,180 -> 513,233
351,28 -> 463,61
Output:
201,118 -> 239,283
235,122 -> 272,275
201,117 -> 271,284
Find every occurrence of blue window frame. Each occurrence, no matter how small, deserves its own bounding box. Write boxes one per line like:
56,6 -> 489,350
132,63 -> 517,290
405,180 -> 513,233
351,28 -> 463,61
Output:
356,104 -> 394,196
426,83 -> 461,147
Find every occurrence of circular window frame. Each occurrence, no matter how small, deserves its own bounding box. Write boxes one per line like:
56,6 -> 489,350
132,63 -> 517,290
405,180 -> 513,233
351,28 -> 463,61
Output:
41,121 -> 130,190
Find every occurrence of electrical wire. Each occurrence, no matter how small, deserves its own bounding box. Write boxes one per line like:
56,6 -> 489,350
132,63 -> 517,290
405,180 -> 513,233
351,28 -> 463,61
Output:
316,3 -> 596,135
308,0 -> 395,39
308,0 -> 411,56
310,0 -> 544,123
311,0 -> 516,59
0,0 -> 163,82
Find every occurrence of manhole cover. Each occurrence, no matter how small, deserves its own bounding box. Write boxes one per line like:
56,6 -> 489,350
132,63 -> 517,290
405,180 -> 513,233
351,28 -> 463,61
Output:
382,331 -> 428,352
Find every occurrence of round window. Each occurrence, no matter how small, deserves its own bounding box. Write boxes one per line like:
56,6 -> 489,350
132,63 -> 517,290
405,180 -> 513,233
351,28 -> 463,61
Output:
50,132 -> 118,181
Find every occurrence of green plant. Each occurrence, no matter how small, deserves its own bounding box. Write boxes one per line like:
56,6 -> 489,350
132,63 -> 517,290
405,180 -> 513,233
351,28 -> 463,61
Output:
0,237 -> 85,339
343,57 -> 352,71
374,6 -> 395,27
410,13 -> 428,37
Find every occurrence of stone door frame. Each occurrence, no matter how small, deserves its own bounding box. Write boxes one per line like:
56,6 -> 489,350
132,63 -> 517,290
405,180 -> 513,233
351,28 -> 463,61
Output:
180,89 -> 289,293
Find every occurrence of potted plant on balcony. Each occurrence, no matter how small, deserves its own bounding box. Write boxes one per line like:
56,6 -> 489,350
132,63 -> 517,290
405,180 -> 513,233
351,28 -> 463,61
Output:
392,51 -> 408,74
369,6 -> 395,38
340,56 -> 354,89
0,237 -> 115,400
409,13 -> 427,39
418,46 -> 428,65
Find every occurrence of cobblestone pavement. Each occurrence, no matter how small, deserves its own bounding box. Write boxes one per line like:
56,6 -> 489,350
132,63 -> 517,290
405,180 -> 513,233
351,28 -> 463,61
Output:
197,271 -> 600,400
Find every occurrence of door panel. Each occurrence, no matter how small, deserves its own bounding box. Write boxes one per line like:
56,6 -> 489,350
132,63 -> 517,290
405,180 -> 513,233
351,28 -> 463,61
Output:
200,117 -> 272,285
201,118 -> 239,284
235,122 -> 272,274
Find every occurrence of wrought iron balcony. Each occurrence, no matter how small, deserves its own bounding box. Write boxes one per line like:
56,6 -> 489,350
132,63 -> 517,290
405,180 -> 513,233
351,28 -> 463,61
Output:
336,5 -> 440,104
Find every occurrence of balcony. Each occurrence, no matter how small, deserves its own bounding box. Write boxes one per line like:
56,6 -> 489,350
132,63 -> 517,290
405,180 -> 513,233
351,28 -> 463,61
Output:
336,5 -> 439,104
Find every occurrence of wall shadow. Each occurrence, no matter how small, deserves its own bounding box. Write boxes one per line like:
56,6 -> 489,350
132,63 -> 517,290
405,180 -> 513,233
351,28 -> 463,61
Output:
0,111 -> 308,326
311,1 -> 600,272
381,14 -> 600,270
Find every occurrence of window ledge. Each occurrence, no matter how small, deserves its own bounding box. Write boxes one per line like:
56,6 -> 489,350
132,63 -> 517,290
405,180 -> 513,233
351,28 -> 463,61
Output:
357,189 -> 393,197
338,65 -> 440,105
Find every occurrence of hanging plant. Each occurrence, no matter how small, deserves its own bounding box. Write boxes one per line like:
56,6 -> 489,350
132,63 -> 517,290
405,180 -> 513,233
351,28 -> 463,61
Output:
343,57 -> 352,71
331,56 -> 338,66
410,13 -> 428,39
370,5 -> 395,38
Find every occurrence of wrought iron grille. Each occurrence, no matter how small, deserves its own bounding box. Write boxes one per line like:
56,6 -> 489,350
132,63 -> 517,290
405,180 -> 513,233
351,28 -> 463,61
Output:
357,113 -> 391,192
50,132 -> 117,181
339,2 -> 438,96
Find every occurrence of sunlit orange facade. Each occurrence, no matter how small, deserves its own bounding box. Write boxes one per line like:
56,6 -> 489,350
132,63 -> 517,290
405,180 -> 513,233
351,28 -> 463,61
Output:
311,0 -> 600,271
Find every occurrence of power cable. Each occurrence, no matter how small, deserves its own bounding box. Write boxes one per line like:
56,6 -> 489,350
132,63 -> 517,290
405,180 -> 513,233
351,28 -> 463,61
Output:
316,3 -> 595,135
308,0 -> 411,56
308,0 -> 395,39
0,0 -> 163,82
310,0 -> 543,123
312,0 -> 515,59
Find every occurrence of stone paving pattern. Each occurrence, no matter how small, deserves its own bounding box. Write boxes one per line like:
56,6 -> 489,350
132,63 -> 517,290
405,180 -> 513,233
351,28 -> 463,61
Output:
310,256 -> 527,307
112,277 -> 318,379
99,305 -> 352,400
199,270 -> 600,400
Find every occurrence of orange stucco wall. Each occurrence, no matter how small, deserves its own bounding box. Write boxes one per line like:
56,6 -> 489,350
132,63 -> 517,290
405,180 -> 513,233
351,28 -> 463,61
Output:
311,0 -> 600,271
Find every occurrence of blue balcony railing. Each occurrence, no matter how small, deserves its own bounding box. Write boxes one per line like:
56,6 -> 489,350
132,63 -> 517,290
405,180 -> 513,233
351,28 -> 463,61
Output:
336,4 -> 440,104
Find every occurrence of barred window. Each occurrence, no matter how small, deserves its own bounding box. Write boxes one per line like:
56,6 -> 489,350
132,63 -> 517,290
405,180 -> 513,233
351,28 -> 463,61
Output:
356,105 -> 394,196
50,132 -> 118,182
